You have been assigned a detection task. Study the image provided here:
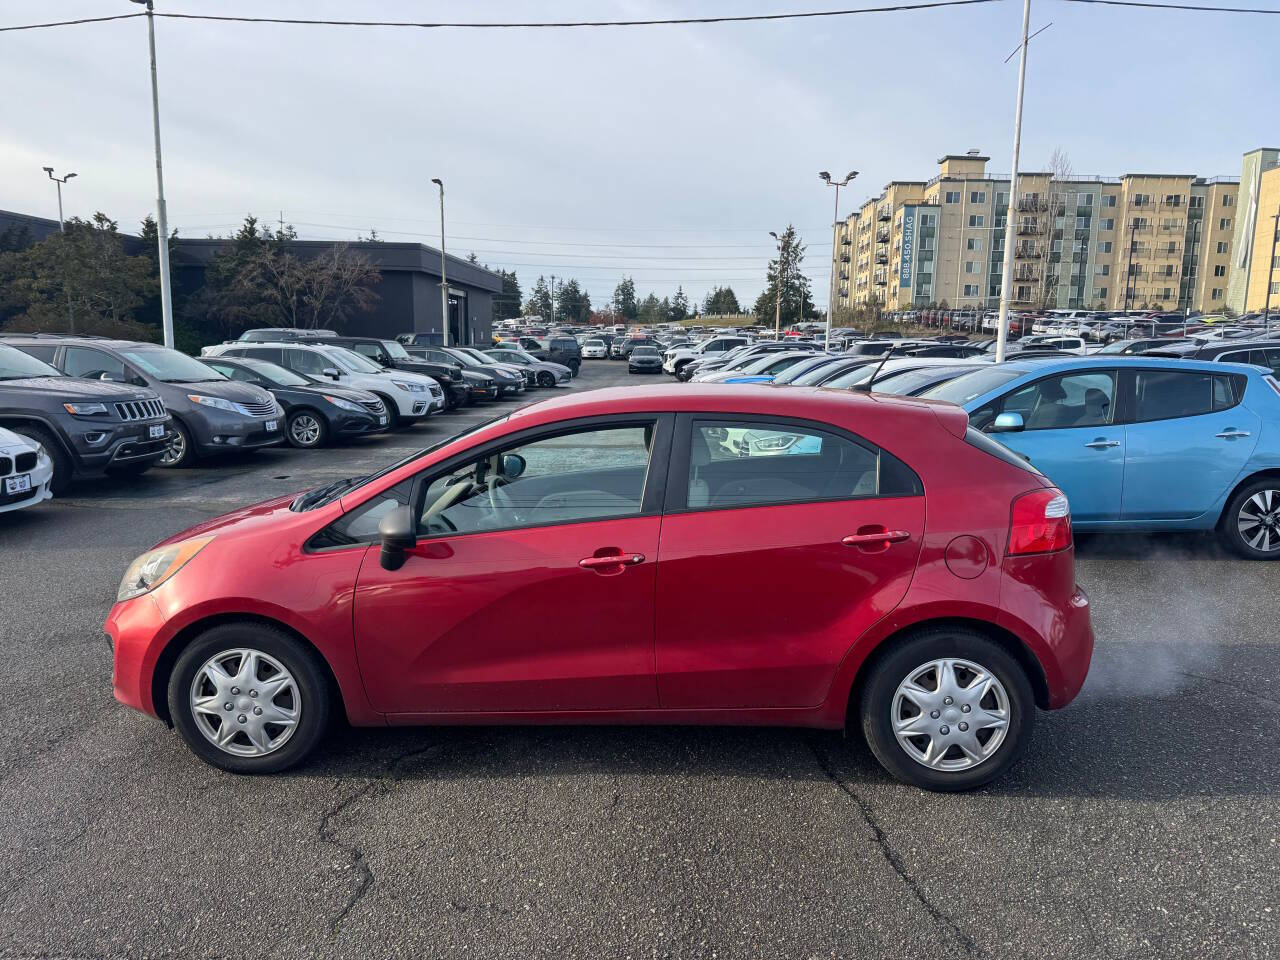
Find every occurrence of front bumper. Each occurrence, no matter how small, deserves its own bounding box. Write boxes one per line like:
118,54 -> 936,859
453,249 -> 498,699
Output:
0,455 -> 54,513
333,410 -> 384,436
189,408 -> 285,454
73,416 -> 173,471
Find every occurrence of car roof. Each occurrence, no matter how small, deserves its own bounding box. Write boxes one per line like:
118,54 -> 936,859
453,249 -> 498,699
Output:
982,355 -> 1264,377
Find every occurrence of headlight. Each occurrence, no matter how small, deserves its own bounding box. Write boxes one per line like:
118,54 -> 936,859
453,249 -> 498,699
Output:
117,536 -> 215,602
497,370 -> 516,379
392,380 -> 426,392
63,401 -> 110,416
36,445 -> 51,465
325,395 -> 364,412
188,394 -> 239,413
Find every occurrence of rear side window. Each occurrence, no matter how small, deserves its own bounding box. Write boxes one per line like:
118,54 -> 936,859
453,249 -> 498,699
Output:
283,348 -> 330,376
686,419 -> 920,510
552,338 -> 577,349
240,346 -> 283,365
1131,370 -> 1238,422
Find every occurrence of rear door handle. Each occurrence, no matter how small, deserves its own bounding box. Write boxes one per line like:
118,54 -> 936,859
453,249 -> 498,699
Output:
579,553 -> 645,570
842,530 -> 911,546
1084,439 -> 1120,449
1216,429 -> 1251,439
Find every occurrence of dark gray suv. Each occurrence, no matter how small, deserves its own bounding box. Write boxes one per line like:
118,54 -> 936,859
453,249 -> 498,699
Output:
0,341 -> 170,493
7,337 -> 284,468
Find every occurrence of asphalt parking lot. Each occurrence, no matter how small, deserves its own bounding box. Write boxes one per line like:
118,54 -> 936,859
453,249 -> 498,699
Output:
0,359 -> 1275,960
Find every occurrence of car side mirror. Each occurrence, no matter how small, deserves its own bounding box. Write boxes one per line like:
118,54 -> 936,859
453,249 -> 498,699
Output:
322,367 -> 341,380
990,412 -> 1025,433
378,505 -> 417,571
501,453 -> 526,479
99,371 -> 125,383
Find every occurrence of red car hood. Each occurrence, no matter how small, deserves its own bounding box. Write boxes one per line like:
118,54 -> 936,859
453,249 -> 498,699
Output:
152,492 -> 305,549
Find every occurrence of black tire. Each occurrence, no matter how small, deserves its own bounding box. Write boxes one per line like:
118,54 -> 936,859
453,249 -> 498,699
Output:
7,424 -> 73,495
859,627 -> 1035,792
536,370 -> 556,388
158,419 -> 195,468
1219,478 -> 1280,559
372,393 -> 400,429
567,360 -> 580,377
168,622 -> 332,774
286,409 -> 329,449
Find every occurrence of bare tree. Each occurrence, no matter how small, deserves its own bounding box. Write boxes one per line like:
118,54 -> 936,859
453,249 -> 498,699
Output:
245,242 -> 381,330
1040,147 -> 1075,310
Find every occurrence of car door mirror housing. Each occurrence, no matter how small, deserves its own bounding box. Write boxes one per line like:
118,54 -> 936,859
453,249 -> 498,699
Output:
501,453 -> 526,479
378,505 -> 417,571
322,367 -> 341,379
991,412 -> 1025,433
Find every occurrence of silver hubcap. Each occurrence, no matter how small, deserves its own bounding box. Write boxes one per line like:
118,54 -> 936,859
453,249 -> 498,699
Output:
189,648 -> 300,757
290,414 -> 321,446
1238,489 -> 1280,553
160,428 -> 185,466
892,658 -> 1010,772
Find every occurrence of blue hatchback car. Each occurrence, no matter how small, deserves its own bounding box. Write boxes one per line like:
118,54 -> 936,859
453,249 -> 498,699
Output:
919,356 -> 1280,558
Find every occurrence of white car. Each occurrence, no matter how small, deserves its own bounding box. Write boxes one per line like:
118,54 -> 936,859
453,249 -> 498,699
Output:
662,335 -> 751,376
205,342 -> 445,426
0,426 -> 53,514
581,338 -> 608,359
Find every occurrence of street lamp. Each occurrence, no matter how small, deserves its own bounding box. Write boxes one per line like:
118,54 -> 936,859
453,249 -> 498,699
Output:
769,231 -> 784,340
431,177 -> 449,346
129,0 -> 174,348
820,170 -> 857,349
43,167 -> 76,232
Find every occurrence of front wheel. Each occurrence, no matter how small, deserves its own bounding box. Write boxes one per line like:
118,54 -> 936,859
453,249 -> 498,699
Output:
536,370 -> 556,387
1220,480 -> 1280,559
286,410 -> 328,449
158,420 -> 195,468
859,628 -> 1035,792
168,623 -> 332,774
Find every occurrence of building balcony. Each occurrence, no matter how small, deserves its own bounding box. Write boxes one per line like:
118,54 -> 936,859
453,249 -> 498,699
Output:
1017,197 -> 1048,212
875,253 -> 888,264
876,230 -> 890,243
839,271 -> 849,281
1014,270 -> 1040,282
1014,246 -> 1041,259
840,253 -> 851,263
1016,223 -> 1040,236
841,236 -> 852,246
873,272 -> 888,286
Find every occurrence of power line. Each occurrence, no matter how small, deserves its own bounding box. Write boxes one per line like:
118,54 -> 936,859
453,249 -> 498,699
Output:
1055,0 -> 1279,12
149,2 -> 1000,30
0,12 -> 143,33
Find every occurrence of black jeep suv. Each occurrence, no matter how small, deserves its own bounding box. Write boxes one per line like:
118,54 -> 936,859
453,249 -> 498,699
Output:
0,342 -> 170,493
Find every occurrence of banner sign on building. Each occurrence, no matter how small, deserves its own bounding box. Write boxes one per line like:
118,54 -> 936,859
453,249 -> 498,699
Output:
900,206 -> 915,290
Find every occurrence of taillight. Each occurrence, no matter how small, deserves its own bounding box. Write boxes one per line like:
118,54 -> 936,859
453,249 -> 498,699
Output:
1008,488 -> 1072,555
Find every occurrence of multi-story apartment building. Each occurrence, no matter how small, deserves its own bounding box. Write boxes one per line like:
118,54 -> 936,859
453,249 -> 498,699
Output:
831,149 -> 1241,315
1227,147 -> 1280,314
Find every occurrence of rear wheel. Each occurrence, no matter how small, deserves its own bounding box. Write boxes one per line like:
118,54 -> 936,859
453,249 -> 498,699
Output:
859,627 -> 1035,792
1221,479 -> 1280,559
7,425 -> 72,495
168,622 -> 332,774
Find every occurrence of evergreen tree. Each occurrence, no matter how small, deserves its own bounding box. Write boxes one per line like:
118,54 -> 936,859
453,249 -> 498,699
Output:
702,285 -> 741,315
669,286 -> 689,323
752,225 -> 814,329
525,275 -> 553,322
555,278 -> 591,324
612,276 -> 638,321
493,269 -> 523,321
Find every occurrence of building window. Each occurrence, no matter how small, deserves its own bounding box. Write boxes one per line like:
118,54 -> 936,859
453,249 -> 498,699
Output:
1223,194 -> 1235,207
1219,218 -> 1231,230
1162,287 -> 1174,300
968,215 -> 984,227
1217,241 -> 1229,254
920,213 -> 936,226
1273,282 -> 1280,296
1079,193 -> 1093,206
1133,194 -> 1151,207
966,237 -> 983,251
965,261 -> 980,274
1096,264 -> 1110,276
1101,219 -> 1114,231
963,284 -> 979,297
945,191 -> 961,203
1097,287 -> 1108,299
1213,264 -> 1226,277
1099,241 -> 1112,254
1188,196 -> 1204,209
970,190 -> 986,204
1131,217 -> 1148,231
1164,195 -> 1182,207
995,192 -> 1008,206
1211,288 -> 1223,300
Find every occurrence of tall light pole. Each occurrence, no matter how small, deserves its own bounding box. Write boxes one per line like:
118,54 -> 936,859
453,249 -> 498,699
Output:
994,0 -> 1032,363
550,274 -> 557,327
769,231 -> 784,340
130,0 -> 175,348
43,167 -> 77,331
431,178 -> 449,346
820,170 -> 857,350
1263,205 -> 1279,335
43,167 -> 76,232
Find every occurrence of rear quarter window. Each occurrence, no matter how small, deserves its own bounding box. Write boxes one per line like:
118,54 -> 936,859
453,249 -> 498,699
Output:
965,427 -> 1044,476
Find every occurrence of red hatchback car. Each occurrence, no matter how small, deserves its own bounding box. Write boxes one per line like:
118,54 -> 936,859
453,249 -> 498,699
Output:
108,384 -> 1093,791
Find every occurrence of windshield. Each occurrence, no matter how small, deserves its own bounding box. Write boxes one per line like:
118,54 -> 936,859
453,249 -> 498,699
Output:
773,356 -> 838,384
0,344 -> 62,380
445,347 -> 483,368
793,360 -> 865,386
584,339 -> 603,347
824,363 -> 892,390
872,365 -> 983,396
919,366 -> 1028,405
382,340 -> 411,360
235,357 -> 310,387
122,347 -> 226,383
322,346 -> 383,374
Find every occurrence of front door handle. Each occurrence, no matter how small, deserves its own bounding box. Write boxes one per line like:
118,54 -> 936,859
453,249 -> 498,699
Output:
579,552 -> 645,570
842,530 -> 911,547
1084,439 -> 1120,449
1216,429 -> 1251,439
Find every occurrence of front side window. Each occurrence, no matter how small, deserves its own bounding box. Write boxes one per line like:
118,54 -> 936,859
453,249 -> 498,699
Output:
283,348 -> 331,376
685,420 -> 919,510
419,424 -> 655,535
999,371 -> 1117,430
1131,371 -> 1236,422
63,346 -> 133,383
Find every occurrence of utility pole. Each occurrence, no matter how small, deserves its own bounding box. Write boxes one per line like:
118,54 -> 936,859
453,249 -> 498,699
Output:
431,178 -> 448,346
131,0 -> 175,348
43,167 -> 77,332
995,0 -> 1032,363
820,170 -> 857,350
769,231 -> 783,340
1264,205 -> 1279,334
550,274 -> 556,327
1124,218 -> 1138,314
1183,216 -> 1200,333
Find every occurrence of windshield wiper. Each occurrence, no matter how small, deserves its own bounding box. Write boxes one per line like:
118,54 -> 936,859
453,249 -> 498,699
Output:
293,475 -> 366,511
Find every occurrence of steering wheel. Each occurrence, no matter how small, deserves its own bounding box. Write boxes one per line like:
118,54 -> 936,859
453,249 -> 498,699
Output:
487,475 -> 524,526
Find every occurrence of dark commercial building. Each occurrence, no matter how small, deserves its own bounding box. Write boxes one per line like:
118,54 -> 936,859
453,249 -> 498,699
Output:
0,210 -> 502,345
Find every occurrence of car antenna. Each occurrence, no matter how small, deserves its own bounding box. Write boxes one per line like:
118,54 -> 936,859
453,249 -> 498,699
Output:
854,350 -> 893,392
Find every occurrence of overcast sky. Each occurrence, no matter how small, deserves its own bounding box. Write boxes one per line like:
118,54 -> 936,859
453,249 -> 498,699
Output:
3,0 -> 1275,311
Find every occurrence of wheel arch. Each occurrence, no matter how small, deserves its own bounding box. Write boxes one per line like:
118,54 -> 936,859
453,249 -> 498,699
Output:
845,617 -> 1052,723
0,414 -> 75,461
150,613 -> 346,728
1215,468 -> 1280,530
